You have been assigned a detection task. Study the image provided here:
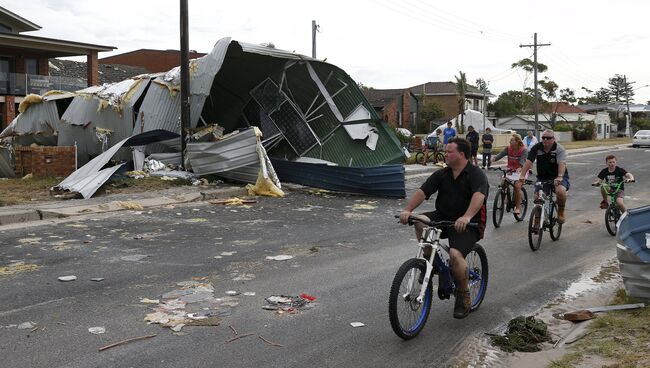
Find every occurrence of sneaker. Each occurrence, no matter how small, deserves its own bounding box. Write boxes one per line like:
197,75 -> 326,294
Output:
599,200 -> 608,209
453,290 -> 471,319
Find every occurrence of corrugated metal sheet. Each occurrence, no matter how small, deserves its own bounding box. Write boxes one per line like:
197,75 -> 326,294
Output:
0,99 -> 60,146
302,119 -> 404,166
0,147 -> 15,178
271,158 -> 405,198
187,128 -> 258,175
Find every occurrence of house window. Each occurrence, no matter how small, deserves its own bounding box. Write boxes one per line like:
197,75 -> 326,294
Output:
25,59 -> 38,75
598,124 -> 602,134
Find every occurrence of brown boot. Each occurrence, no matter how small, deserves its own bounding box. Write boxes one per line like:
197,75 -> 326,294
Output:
453,290 -> 471,319
557,205 -> 566,224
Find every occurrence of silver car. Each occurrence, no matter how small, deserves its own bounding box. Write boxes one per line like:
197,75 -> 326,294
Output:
633,130 -> 650,148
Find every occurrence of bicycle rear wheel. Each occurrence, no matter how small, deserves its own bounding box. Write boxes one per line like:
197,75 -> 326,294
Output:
434,152 -> 445,164
466,244 -> 488,311
492,188 -> 505,228
388,258 -> 433,340
514,187 -> 528,222
605,204 -> 618,236
528,206 -> 543,251
549,202 -> 562,241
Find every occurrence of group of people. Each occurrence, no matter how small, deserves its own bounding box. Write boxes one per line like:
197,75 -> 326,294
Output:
400,128 -> 635,319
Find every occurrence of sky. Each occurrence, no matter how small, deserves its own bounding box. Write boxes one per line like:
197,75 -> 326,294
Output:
6,0 -> 650,104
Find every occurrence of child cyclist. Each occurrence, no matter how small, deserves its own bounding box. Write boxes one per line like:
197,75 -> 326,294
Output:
491,134 -> 529,215
593,154 -> 634,212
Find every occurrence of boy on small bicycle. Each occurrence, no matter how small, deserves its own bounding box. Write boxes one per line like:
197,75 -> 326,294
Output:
491,133 -> 528,215
399,137 -> 488,319
593,154 -> 634,212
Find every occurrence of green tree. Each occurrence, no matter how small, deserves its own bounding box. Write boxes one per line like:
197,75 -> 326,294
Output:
455,71 -> 468,133
489,90 -> 534,117
578,87 -> 611,104
608,74 -> 635,103
420,100 -> 445,133
511,58 -> 548,89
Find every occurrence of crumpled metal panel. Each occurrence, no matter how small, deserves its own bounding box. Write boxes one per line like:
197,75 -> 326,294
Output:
135,37 -> 231,142
0,99 -> 60,146
186,128 -> 258,175
617,205 -> 650,299
0,147 -> 15,178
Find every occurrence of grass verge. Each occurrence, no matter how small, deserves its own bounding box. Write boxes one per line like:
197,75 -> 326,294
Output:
550,289 -> 650,368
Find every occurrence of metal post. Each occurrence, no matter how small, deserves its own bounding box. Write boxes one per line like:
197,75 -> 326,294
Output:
624,75 -> 631,137
180,0 -> 190,169
312,20 -> 318,58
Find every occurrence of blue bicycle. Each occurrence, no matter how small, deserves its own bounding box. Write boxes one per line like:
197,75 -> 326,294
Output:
389,216 -> 489,339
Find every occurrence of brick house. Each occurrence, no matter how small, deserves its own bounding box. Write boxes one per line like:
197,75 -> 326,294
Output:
362,81 -> 493,132
0,6 -> 115,128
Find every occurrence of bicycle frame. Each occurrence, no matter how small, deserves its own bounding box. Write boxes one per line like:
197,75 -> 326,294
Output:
535,185 -> 555,226
407,226 -> 447,304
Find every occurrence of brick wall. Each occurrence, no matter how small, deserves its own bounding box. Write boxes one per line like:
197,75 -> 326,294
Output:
99,50 -> 207,73
2,96 -> 16,129
15,146 -> 76,177
425,95 -> 459,121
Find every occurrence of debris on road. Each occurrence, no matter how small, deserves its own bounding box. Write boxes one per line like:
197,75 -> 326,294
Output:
98,334 -> 157,352
490,316 -> 552,352
0,262 -> 39,276
350,322 -> 365,328
17,321 -> 37,330
57,275 -> 77,282
262,295 -> 314,314
209,197 -> 257,206
140,298 -> 159,304
265,255 -> 293,261
88,327 -> 106,334
90,278 -> 105,282
259,335 -> 283,347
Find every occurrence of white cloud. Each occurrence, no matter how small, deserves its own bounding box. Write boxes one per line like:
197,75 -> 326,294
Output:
8,0 -> 650,103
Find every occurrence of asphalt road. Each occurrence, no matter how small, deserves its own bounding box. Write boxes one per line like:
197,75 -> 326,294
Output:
1,146 -> 648,368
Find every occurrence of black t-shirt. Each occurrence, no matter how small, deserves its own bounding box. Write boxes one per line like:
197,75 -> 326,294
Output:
598,166 -> 628,190
466,131 -> 479,150
481,134 -> 493,149
419,162 -> 489,223
526,141 -> 569,180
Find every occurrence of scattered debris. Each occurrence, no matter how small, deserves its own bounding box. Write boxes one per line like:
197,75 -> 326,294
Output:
586,303 -> 645,313
225,290 -> 239,296
350,322 -> 365,328
209,197 -> 257,206
98,334 -> 157,352
117,201 -> 144,210
88,327 -> 106,334
220,251 -> 237,256
259,335 -> 283,347
120,254 -> 148,262
262,295 -> 313,314
243,292 -> 256,296
490,316 -> 552,352
17,322 -> 37,330
265,255 -> 293,261
226,332 -> 255,343
91,278 -> 105,282
299,293 -> 317,302
0,262 -> 39,276
58,275 -> 77,282
557,310 -> 596,322
140,298 -> 160,304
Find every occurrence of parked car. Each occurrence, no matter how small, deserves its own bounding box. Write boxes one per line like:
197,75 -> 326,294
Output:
632,130 -> 650,147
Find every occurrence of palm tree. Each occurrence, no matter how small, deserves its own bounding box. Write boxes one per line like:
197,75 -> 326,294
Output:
455,71 -> 467,134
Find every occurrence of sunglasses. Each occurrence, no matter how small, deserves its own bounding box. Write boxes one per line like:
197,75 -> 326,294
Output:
541,136 -> 554,140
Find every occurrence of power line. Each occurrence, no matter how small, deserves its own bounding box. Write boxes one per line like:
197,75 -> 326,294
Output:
520,33 -> 550,140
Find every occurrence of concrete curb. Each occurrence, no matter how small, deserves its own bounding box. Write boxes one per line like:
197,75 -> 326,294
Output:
0,186 -> 248,227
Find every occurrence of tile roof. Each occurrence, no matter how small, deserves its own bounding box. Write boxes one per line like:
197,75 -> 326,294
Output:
49,59 -> 150,85
546,102 -> 586,113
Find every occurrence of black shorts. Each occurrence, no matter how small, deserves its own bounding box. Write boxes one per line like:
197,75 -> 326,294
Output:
471,148 -> 478,157
420,211 -> 479,257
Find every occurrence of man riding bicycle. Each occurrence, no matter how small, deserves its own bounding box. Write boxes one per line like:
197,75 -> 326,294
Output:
519,129 -> 569,224
593,154 -> 634,213
491,133 -> 528,215
399,137 -> 488,319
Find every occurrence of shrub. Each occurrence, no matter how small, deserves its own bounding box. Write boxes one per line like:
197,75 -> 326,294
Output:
554,122 -> 572,132
572,121 -> 596,141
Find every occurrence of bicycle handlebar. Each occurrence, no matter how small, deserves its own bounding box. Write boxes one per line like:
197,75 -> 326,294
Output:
592,180 -> 635,187
394,215 -> 479,229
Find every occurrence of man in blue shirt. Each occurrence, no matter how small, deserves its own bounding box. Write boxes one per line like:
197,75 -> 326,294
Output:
443,121 -> 456,148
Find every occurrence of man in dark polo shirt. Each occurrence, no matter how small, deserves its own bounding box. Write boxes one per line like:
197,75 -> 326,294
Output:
518,129 -> 569,223
399,137 -> 488,319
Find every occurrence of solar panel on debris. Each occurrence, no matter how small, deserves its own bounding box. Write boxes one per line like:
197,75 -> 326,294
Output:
250,79 -> 286,114
243,101 -> 281,141
270,101 -> 319,156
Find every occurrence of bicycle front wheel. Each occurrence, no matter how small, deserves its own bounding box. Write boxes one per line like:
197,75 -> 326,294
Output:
605,204 -> 618,236
528,206 -> 543,251
514,187 -> 528,222
466,244 -> 489,311
549,202 -> 562,241
434,152 -> 445,164
388,258 -> 433,340
415,152 -> 426,165
492,188 -> 505,228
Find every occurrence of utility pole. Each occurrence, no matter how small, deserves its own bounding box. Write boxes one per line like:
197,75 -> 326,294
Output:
624,75 -> 632,137
520,33 -> 550,140
312,20 -> 319,58
180,0 -> 190,169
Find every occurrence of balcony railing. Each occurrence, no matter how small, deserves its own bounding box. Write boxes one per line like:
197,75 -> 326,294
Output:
0,72 -> 87,96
